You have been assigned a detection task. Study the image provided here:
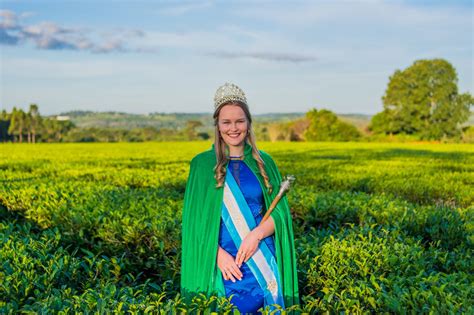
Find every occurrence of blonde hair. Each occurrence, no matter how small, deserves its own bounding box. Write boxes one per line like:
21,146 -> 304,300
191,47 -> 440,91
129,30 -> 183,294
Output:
213,101 -> 272,194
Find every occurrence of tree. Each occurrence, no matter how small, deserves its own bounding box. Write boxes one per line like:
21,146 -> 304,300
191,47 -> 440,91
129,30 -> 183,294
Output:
371,59 -> 473,139
54,120 -> 75,142
368,110 -> 400,137
7,108 -> 30,143
304,108 -> 361,141
428,93 -> 473,139
8,107 -> 19,142
0,110 -> 11,142
184,120 -> 203,140
24,111 -> 32,143
267,123 -> 290,141
289,118 -> 311,141
41,118 -> 75,142
28,104 -> 42,143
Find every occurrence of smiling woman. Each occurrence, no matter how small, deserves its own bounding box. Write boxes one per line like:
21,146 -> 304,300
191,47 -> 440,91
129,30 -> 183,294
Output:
218,105 -> 248,149
180,83 -> 299,314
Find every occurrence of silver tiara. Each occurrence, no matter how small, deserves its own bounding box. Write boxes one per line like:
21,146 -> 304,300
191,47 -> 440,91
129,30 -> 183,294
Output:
214,82 -> 247,109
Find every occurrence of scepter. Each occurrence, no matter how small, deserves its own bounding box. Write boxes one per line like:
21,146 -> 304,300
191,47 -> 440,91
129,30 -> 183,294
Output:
260,175 -> 295,223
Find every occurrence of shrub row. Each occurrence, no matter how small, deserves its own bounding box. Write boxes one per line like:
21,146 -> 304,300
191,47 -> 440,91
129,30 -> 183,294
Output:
1,142 -> 472,313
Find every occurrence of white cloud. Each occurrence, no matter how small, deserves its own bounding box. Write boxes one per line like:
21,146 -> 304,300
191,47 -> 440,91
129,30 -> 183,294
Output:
208,51 -> 316,62
0,10 -> 18,29
0,9 -> 318,63
0,11 -> 148,53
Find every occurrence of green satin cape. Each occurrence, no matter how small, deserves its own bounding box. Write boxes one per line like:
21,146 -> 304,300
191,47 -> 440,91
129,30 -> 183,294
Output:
181,143 -> 299,308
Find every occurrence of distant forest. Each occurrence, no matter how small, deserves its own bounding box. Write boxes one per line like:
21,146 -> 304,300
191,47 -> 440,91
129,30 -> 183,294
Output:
1,104 -> 472,143
0,106 -> 372,143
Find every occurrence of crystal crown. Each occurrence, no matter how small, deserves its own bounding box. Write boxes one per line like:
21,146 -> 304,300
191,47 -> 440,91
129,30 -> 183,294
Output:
214,82 -> 247,109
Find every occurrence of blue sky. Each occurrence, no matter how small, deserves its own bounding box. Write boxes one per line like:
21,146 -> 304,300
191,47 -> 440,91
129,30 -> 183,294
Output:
0,0 -> 472,115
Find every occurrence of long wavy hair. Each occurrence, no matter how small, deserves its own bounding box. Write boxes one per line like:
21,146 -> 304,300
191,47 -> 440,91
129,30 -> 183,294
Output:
213,101 -> 272,194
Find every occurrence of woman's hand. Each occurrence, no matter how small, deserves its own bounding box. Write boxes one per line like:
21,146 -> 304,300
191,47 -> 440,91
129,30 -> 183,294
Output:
217,246 -> 243,282
235,228 -> 263,267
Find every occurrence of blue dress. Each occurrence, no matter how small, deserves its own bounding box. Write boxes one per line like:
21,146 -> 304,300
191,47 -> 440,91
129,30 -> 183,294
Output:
218,160 -> 277,314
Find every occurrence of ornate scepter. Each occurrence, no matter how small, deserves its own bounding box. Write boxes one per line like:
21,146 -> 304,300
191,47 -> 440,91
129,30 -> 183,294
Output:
260,175 -> 296,224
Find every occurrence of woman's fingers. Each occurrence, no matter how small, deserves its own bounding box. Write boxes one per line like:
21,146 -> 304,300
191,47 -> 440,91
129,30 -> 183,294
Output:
237,248 -> 252,265
237,250 -> 246,266
236,251 -> 243,267
241,248 -> 257,264
230,264 -> 243,280
226,269 -> 237,282
237,236 -> 260,265
237,246 -> 259,266
222,262 -> 243,282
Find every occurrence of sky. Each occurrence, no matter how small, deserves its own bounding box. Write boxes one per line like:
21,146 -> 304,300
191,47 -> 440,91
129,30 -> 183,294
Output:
0,0 -> 472,116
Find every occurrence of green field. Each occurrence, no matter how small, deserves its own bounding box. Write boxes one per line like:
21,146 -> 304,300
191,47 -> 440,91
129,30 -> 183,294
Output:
1,142 -> 473,313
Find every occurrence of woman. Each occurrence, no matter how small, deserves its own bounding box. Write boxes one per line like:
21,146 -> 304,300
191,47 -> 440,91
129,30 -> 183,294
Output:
181,83 -> 299,313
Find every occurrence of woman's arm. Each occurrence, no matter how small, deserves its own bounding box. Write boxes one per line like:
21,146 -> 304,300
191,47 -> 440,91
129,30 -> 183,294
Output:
253,216 -> 275,240
235,216 -> 275,267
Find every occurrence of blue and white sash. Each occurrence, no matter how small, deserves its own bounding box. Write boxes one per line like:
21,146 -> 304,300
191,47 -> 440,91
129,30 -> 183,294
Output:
221,171 -> 285,309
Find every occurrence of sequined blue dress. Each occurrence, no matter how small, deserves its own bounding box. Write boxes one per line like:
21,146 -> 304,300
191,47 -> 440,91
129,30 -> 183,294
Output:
218,160 -> 277,314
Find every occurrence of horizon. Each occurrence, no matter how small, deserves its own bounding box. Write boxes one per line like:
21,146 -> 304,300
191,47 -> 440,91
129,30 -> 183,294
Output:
1,1 -> 472,116
52,109 -> 373,117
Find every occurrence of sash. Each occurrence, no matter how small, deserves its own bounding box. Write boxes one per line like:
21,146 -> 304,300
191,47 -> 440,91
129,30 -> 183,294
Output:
221,170 -> 285,309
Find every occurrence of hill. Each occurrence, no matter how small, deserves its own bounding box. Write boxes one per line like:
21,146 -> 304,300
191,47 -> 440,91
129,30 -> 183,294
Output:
55,110 -> 372,131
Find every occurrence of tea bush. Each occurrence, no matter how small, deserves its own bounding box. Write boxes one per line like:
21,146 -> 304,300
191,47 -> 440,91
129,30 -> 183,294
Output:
0,142 -> 472,313
299,225 -> 472,313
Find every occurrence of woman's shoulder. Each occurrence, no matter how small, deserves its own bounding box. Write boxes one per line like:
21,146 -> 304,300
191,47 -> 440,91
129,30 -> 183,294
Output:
258,149 -> 281,178
190,148 -> 216,168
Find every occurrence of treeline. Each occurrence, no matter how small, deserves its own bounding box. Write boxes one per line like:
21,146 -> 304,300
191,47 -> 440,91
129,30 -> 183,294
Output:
0,108 -> 211,143
0,105 -> 359,143
0,105 -> 75,143
255,109 -> 362,142
62,120 -> 211,142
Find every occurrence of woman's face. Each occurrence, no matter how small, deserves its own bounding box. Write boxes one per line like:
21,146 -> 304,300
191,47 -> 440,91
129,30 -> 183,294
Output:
218,104 -> 249,149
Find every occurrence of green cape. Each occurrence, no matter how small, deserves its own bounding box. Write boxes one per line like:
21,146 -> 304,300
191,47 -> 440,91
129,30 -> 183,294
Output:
181,142 -> 299,307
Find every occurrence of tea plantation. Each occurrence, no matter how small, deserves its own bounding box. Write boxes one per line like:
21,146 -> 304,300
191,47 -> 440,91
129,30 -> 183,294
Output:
0,142 -> 472,314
